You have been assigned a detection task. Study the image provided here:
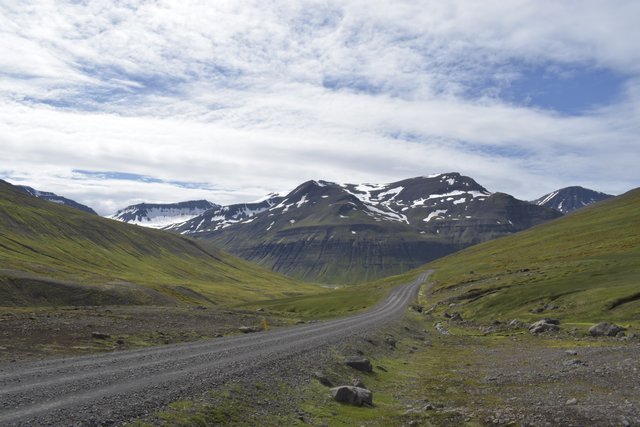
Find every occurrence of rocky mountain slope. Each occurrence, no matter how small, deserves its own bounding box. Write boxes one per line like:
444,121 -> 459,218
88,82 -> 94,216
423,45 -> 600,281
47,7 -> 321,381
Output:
17,185 -> 97,215
533,186 -> 613,214
169,173 -> 562,284
110,200 -> 219,228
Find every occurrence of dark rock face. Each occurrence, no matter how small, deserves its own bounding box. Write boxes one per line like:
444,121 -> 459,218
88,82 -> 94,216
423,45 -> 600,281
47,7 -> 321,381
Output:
330,386 -> 373,406
17,186 -> 97,215
533,186 -> 613,214
345,357 -> 373,373
169,173 -> 561,284
589,322 -> 625,337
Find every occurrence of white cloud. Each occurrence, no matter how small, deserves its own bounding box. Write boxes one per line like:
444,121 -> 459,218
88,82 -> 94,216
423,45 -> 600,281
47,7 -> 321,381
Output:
0,1 -> 638,214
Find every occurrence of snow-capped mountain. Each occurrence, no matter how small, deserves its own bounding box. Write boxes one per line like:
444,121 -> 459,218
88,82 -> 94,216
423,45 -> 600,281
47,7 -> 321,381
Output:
17,185 -> 97,215
168,173 -> 562,284
533,186 -> 613,214
169,194 -> 284,234
110,200 -> 219,229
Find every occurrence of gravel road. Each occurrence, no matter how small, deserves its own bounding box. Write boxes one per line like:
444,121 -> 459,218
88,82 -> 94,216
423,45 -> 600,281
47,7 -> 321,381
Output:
0,271 -> 431,426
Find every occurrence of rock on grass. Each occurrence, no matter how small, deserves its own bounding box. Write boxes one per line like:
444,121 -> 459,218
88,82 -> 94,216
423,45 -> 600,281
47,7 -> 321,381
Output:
330,386 -> 373,406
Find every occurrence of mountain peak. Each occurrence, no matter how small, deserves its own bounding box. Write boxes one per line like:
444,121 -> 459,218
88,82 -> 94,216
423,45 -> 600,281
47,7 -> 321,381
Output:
533,186 -> 613,214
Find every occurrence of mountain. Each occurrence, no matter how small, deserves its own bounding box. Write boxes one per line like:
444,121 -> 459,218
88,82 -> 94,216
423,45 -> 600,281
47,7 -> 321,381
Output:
533,186 -> 613,214
402,187 -> 640,323
17,185 -> 97,215
169,193 -> 284,234
110,200 -> 219,229
169,173 -> 562,284
0,179 -> 317,307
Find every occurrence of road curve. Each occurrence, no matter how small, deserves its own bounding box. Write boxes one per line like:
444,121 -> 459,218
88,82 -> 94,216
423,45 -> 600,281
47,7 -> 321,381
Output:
0,270 -> 432,426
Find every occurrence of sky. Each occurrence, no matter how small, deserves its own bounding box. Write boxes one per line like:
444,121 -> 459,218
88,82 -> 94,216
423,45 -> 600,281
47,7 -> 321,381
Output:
1,1 -> 639,215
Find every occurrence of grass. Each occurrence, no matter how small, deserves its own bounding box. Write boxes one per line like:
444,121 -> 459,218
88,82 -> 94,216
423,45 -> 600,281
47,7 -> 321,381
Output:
238,280 -> 397,320
0,180 -> 321,307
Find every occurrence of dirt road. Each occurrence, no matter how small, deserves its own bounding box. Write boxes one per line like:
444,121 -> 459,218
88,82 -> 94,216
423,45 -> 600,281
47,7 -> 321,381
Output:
0,271 -> 431,426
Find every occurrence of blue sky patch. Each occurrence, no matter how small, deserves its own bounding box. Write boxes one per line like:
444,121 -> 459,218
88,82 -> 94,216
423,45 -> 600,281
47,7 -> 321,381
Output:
467,61 -> 626,115
72,170 -> 215,190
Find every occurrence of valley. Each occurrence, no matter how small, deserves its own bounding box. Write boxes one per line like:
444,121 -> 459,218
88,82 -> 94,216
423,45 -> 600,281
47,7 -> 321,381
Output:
0,175 -> 638,426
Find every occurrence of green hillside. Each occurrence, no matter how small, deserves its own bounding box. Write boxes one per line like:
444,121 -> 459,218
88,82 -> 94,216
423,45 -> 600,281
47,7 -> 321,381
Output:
392,187 -> 640,324
0,180 -> 319,307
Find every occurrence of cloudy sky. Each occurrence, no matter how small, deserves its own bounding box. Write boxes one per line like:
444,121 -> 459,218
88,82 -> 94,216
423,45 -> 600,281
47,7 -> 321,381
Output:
1,1 -> 639,215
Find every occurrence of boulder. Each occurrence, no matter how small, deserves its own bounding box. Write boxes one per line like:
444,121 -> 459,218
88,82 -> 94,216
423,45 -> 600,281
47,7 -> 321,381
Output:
588,322 -> 625,337
345,357 -> 373,373
330,386 -> 373,406
529,320 -> 560,334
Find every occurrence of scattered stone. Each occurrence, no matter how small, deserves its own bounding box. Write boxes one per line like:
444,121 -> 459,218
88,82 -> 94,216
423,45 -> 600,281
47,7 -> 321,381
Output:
443,312 -> 452,319
91,332 -> 110,340
411,305 -> 424,313
589,322 -> 625,337
256,308 -> 265,312
238,326 -> 260,334
565,349 -> 578,356
116,339 -> 125,345
508,319 -> 523,328
376,365 -> 387,372
531,307 -> 545,314
449,312 -> 463,322
345,357 -> 373,373
563,359 -> 585,367
529,319 -> 560,334
566,398 -> 577,405
385,336 -> 397,348
313,371 -> 333,387
330,386 -> 373,406
435,322 -> 450,335
295,320 -> 306,325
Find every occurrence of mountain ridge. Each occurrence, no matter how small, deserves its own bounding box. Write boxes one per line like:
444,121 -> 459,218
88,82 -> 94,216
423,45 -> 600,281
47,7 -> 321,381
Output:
17,185 -> 98,215
167,173 -> 562,284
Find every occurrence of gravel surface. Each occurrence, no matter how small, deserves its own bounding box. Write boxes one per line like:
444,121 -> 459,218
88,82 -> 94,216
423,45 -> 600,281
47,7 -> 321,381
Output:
0,271 -> 431,426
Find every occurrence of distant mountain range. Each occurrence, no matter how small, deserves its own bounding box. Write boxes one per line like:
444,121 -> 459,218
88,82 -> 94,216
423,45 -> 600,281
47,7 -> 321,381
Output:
109,200 -> 219,229
9,175 -> 620,285
532,186 -> 613,214
163,173 -> 563,283
17,185 -> 97,215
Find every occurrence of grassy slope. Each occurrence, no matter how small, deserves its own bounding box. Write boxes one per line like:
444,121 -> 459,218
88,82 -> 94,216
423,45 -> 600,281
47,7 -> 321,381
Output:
0,180 -> 320,306
383,187 -> 640,324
